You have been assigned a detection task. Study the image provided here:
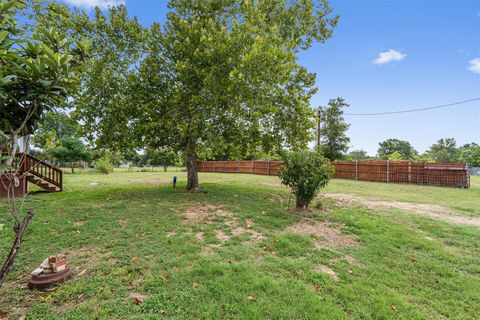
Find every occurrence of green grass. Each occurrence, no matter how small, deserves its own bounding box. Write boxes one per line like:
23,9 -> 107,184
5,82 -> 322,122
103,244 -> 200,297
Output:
1,172 -> 479,319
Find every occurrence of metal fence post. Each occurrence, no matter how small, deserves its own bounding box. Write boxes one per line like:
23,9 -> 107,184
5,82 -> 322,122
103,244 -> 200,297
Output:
386,160 -> 390,183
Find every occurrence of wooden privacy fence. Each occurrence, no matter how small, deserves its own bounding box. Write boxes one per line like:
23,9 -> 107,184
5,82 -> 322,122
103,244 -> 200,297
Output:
197,160 -> 284,176
197,160 -> 470,188
333,160 -> 469,188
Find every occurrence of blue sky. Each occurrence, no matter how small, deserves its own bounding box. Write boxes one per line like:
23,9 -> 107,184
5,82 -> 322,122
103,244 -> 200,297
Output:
64,0 -> 480,155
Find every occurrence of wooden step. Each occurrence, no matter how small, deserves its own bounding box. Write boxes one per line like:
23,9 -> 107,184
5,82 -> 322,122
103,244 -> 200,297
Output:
27,176 -> 60,193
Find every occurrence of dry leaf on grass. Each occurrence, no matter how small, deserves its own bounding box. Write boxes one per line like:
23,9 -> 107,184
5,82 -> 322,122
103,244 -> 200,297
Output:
247,295 -> 257,302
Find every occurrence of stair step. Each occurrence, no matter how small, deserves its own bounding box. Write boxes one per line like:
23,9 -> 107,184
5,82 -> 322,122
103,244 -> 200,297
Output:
27,176 -> 60,193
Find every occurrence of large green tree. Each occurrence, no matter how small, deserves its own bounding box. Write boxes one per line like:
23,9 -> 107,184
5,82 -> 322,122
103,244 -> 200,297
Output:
0,0 -> 89,285
37,0 -> 338,191
32,111 -> 80,152
377,139 -> 417,160
317,97 -> 350,161
0,0 -> 89,164
50,137 -> 91,173
426,138 -> 459,163
459,143 -> 480,167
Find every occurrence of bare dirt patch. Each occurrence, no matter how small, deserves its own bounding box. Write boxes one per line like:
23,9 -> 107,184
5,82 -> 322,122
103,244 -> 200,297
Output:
313,264 -> 339,280
331,254 -> 361,266
202,244 -> 221,256
286,221 -> 358,248
184,203 -> 266,255
184,203 -> 233,223
322,193 -> 480,228
233,227 -> 245,236
214,230 -> 230,243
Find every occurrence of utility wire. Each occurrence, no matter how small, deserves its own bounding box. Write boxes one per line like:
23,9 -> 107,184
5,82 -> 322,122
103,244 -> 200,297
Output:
344,97 -> 480,116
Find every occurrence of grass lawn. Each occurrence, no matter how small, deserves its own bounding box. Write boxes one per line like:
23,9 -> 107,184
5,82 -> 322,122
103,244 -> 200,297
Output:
1,172 -> 479,319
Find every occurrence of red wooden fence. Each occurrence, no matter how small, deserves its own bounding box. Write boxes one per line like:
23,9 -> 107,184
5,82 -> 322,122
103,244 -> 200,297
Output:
197,160 -> 470,188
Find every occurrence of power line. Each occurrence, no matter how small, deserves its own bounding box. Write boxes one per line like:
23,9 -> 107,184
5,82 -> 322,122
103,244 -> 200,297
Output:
344,97 -> 480,116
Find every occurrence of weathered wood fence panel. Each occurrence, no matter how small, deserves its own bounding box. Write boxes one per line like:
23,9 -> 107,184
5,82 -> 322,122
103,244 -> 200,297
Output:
197,160 -> 470,188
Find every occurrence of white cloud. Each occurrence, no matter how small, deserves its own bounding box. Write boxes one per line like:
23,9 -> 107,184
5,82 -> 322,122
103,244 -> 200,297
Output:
373,49 -> 407,65
64,0 -> 125,9
467,58 -> 480,74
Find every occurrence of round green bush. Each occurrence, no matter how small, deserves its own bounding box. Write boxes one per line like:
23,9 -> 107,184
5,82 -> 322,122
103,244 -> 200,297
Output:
95,157 -> 113,174
280,151 -> 334,209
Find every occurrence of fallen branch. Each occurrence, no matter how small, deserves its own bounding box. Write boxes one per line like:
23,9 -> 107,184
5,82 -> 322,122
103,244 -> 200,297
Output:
0,210 -> 35,286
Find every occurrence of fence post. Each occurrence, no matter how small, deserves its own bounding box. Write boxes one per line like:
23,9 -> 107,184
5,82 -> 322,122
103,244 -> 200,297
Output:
213,161 -> 215,173
408,161 -> 412,183
268,160 -> 271,175
355,160 -> 358,180
386,160 -> 390,183
252,160 -> 255,174
237,161 -> 239,174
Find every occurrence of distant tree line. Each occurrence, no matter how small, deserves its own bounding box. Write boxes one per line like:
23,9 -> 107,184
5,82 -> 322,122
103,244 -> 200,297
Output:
346,138 -> 479,167
31,112 -> 184,173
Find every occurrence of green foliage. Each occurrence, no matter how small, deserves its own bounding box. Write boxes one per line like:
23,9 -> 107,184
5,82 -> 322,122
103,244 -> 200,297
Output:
32,111 -> 80,152
141,149 -> 178,171
388,151 -> 403,160
459,143 -> 480,167
0,0 -> 89,172
377,139 -> 417,160
94,156 -> 113,174
50,137 -> 91,172
426,138 -> 459,163
38,0 -> 339,189
317,97 -> 350,161
280,151 -> 334,209
346,149 -> 369,161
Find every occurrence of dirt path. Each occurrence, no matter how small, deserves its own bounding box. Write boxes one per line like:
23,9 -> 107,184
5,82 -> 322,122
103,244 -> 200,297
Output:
322,193 -> 480,228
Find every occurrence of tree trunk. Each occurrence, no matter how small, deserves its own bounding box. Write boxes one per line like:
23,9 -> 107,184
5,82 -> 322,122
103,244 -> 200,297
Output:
5,133 -> 18,166
0,211 -> 34,286
164,165 -> 167,172
296,198 -> 307,210
23,135 -> 30,154
185,137 -> 200,191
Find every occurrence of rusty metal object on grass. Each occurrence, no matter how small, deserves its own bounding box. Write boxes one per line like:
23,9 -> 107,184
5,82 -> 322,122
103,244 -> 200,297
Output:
28,267 -> 72,290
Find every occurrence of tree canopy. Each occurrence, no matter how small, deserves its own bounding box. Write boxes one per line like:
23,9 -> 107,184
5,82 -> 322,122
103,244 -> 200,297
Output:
318,97 -> 350,161
426,138 -> 459,163
35,0 -> 339,190
50,137 -> 91,173
377,139 -> 417,160
32,111 -> 80,152
0,0 -> 89,163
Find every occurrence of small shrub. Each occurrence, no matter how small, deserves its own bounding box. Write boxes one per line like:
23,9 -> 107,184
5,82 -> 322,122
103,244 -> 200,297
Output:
95,157 -> 113,174
280,151 -> 334,209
